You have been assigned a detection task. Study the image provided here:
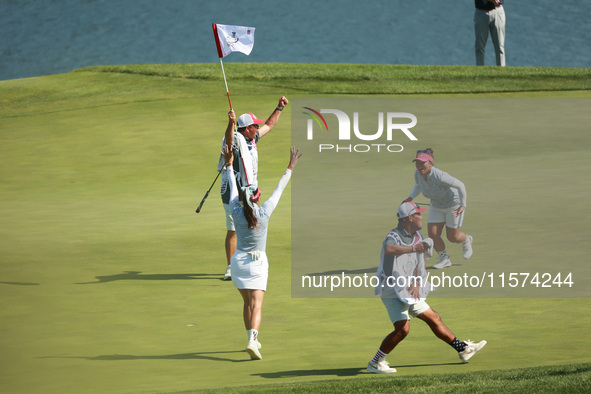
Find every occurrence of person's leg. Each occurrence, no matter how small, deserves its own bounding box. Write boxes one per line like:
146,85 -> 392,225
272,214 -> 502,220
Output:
225,230 -> 236,265
474,9 -> 490,65
428,222 -> 446,252
223,203 -> 236,280
490,7 -> 506,66
416,307 -> 487,362
446,227 -> 467,244
445,209 -> 473,259
367,298 -> 410,373
238,288 -> 251,330
416,307 -> 455,343
248,289 -> 265,331
429,221 -> 451,268
379,320 -> 410,353
244,289 -> 265,360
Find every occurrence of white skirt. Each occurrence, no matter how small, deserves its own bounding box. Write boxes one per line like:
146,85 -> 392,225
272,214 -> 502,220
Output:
231,250 -> 269,291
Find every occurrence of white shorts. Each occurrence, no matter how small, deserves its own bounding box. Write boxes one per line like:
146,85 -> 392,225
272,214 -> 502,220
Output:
381,297 -> 430,323
428,205 -> 464,229
223,203 -> 235,231
231,250 -> 269,291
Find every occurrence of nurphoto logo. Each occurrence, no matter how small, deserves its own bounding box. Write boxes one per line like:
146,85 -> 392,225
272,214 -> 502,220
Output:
302,107 -> 418,153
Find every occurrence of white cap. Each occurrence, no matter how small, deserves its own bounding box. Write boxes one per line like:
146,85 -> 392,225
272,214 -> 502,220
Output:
398,202 -> 428,218
237,112 -> 265,128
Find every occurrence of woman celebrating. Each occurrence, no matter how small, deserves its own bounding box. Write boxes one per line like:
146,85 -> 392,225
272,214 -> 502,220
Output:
403,148 -> 473,269
222,145 -> 302,360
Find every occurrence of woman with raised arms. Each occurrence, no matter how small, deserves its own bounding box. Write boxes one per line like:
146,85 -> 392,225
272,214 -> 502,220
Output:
221,145 -> 302,360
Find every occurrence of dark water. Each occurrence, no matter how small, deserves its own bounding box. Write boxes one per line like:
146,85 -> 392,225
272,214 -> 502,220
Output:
1,0 -> 589,81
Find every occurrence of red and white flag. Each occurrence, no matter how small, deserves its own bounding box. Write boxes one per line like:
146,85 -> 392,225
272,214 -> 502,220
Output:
212,24 -> 256,58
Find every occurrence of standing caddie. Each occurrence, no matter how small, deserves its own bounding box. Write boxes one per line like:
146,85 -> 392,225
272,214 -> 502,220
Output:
367,202 -> 486,374
218,97 -> 289,280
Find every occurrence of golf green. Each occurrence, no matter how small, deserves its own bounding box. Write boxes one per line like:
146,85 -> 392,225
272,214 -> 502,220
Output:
1,65 -> 590,393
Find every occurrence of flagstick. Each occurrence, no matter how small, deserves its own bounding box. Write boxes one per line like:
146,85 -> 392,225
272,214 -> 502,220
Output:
195,24 -> 238,214
218,58 -> 234,111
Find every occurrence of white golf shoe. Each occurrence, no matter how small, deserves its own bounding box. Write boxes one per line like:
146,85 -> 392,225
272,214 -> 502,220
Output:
223,265 -> 232,281
367,360 -> 397,374
246,341 -> 262,360
462,235 -> 474,259
432,257 -> 452,269
459,339 -> 487,363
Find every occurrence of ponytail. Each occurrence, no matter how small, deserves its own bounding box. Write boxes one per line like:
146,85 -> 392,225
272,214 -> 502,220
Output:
240,190 -> 259,229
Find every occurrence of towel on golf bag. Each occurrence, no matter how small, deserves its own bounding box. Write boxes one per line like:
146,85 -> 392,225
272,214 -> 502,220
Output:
218,131 -> 257,194
375,235 -> 434,304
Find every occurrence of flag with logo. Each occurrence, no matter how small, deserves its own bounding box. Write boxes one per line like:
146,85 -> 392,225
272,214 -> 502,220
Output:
212,24 -> 256,58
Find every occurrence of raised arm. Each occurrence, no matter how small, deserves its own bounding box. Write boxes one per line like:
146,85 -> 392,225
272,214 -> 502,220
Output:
224,110 -> 236,149
221,145 -> 238,205
258,96 -> 289,138
265,146 -> 302,209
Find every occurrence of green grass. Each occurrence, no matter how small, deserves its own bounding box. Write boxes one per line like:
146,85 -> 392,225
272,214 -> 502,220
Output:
190,363 -> 591,393
1,63 -> 590,393
74,63 -> 591,94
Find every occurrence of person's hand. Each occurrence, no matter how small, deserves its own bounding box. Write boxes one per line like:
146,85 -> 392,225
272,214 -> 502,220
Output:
412,242 -> 428,253
407,282 -> 420,301
277,96 -> 289,109
221,145 -> 233,167
287,146 -> 302,170
228,110 -> 236,123
452,206 -> 465,217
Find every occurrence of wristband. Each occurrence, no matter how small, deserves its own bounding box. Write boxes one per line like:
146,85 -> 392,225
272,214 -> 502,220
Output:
276,106 -> 284,111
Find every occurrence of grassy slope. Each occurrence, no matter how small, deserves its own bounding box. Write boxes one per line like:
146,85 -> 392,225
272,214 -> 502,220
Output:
0,64 -> 590,393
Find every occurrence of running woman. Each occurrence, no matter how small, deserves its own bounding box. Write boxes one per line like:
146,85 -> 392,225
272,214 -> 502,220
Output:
221,145 -> 302,360
403,148 -> 473,269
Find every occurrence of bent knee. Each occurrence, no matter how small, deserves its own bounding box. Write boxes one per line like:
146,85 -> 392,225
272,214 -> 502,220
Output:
395,321 -> 411,337
446,232 -> 463,243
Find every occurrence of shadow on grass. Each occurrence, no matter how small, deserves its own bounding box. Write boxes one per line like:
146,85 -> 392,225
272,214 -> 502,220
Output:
304,268 -> 378,276
40,350 -> 250,363
75,271 -> 221,284
253,362 -> 463,379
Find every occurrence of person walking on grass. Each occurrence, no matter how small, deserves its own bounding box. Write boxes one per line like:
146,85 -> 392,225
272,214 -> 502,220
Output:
218,97 -> 289,280
367,202 -> 486,374
403,148 -> 473,269
221,144 -> 301,360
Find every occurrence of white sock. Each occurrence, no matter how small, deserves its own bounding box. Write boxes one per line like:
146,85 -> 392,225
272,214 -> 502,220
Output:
437,250 -> 449,259
249,329 -> 258,343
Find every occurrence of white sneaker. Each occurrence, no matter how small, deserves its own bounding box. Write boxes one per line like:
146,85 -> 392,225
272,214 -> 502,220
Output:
462,235 -> 473,259
246,341 -> 262,360
223,265 -> 232,281
256,340 -> 262,350
432,257 -> 452,269
459,339 -> 487,363
367,360 -> 397,374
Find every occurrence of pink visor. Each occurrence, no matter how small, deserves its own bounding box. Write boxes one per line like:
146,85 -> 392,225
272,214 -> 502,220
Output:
413,152 -> 434,163
250,188 -> 261,201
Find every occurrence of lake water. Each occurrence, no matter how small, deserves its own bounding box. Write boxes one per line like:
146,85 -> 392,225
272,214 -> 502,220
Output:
1,0 -> 589,81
